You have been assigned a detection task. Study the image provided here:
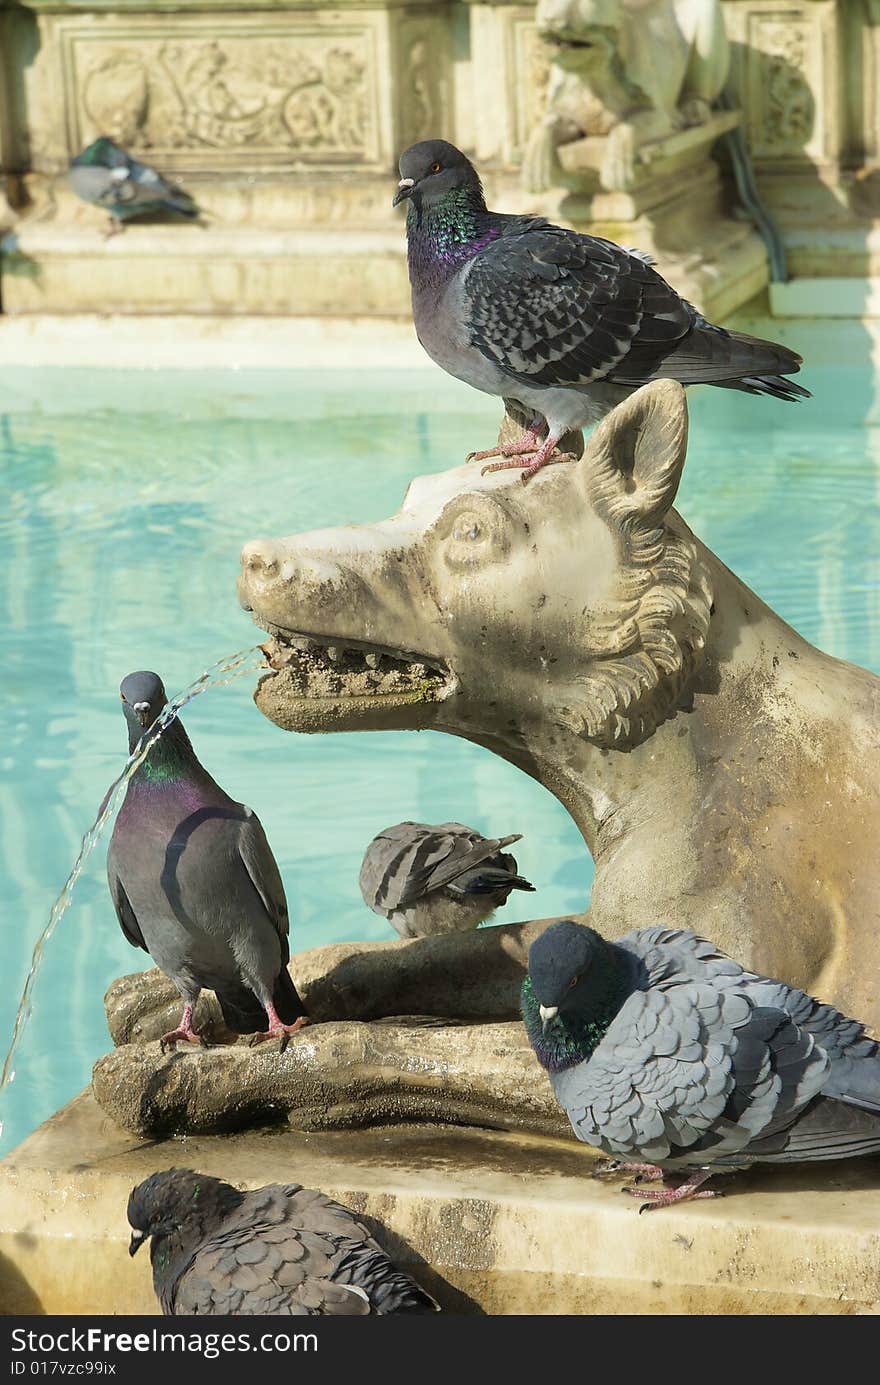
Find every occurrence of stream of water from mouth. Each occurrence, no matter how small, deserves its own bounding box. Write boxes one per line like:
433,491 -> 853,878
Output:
0,645 -> 265,1137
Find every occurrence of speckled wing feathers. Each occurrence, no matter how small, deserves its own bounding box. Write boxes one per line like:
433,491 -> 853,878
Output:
463,225 -> 692,389
170,1184 -> 435,1315
554,937 -> 831,1166
360,821 -> 522,913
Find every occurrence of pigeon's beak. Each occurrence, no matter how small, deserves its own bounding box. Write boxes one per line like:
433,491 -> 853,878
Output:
392,177 -> 415,208
539,1004 -> 558,1035
129,1231 -> 147,1257
133,701 -> 152,727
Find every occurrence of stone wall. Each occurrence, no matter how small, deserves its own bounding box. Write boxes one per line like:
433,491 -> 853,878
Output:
0,0 -> 877,314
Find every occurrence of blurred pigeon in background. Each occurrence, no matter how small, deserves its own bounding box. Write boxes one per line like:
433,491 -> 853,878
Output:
360,820 -> 535,938
69,138 -> 201,236
394,139 -> 809,481
524,920 -> 880,1211
107,671 -> 307,1050
128,1169 -> 440,1315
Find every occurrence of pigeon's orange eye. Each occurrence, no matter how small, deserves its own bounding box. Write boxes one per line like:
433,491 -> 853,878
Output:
430,161 -> 441,173
569,975 -> 580,988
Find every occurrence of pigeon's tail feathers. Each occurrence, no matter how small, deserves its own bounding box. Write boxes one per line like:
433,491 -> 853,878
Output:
446,865 -> 536,897
163,190 -> 201,219
272,966 -> 308,1027
613,324 -> 809,398
711,373 -> 812,402
333,1241 -> 440,1315
214,984 -> 268,1035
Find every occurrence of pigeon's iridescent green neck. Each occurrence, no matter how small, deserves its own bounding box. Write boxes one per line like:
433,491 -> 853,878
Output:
128,718 -> 195,786
521,951 -> 633,1074
406,185 -> 496,287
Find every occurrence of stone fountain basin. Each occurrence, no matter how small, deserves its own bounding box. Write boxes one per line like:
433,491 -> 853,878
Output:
1,1090 -> 879,1315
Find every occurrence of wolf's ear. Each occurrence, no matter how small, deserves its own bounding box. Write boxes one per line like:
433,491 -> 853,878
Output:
579,379 -> 689,528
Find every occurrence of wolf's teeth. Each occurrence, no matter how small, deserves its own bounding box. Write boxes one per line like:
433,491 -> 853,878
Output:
326,646 -> 345,664
365,652 -> 381,670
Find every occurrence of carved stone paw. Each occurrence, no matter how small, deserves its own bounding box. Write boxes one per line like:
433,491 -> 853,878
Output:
601,122 -> 638,190
522,124 -> 559,194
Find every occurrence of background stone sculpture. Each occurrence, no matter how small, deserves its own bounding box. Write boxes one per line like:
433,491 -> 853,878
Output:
522,0 -> 730,192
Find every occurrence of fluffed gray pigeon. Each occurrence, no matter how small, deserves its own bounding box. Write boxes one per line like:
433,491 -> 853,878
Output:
69,137 -> 200,235
394,139 -> 809,481
128,1169 -> 440,1315
359,820 -> 535,938
523,920 -> 880,1211
107,670 -> 307,1049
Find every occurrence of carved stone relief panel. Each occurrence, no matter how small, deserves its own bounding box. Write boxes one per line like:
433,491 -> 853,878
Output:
393,13 -> 452,152
723,2 -> 840,167
29,12 -> 398,173
466,5 -> 545,166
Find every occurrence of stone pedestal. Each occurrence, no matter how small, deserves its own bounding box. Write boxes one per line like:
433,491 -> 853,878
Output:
1,1091 -> 879,1315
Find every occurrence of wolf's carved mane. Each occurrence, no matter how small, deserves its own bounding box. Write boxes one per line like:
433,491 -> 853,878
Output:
556,395 -> 714,749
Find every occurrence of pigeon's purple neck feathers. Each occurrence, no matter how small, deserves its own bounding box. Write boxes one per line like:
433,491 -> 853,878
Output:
406,185 -> 498,292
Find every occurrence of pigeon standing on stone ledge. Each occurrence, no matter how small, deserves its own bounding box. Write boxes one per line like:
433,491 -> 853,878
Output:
107,670 -> 307,1049
128,1169 -> 440,1315
394,138 -> 810,481
360,820 -> 535,938
524,921 -> 880,1211
69,138 -> 201,236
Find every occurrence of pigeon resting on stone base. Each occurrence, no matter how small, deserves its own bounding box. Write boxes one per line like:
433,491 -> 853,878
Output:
395,139 -> 809,481
524,920 -> 880,1211
128,1169 -> 440,1315
360,820 -> 535,938
69,138 -> 201,236
107,671 -> 307,1050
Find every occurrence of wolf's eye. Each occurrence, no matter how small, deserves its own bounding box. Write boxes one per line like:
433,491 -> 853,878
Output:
439,499 -> 510,571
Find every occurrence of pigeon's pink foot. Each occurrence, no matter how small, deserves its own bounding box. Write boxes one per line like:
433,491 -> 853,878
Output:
624,1169 -> 719,1214
480,435 -> 576,483
103,217 -> 124,240
159,1004 -> 204,1053
596,1159 -> 665,1182
466,423 -> 545,465
250,1008 -> 309,1054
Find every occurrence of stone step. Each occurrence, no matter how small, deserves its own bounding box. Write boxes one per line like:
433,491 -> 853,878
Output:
1,1091 -> 878,1315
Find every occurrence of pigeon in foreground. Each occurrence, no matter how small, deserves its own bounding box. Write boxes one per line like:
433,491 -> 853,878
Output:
128,1169 -> 440,1315
394,139 -> 810,481
69,137 -> 200,235
359,820 -> 535,938
524,921 -> 880,1211
107,671 -> 307,1049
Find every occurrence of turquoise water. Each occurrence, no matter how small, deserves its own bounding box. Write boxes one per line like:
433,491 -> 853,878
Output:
1,363 -> 878,1154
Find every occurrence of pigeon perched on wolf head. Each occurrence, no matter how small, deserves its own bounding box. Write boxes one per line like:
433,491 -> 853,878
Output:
360,821 -> 535,938
69,138 -> 200,235
524,920 -> 880,1211
395,138 -> 810,481
107,670 -> 307,1049
128,1169 -> 440,1315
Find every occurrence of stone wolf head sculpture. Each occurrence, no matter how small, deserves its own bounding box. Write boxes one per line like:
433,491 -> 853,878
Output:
239,379 -> 712,754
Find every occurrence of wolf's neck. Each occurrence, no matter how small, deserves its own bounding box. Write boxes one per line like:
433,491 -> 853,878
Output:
487,548 -> 821,923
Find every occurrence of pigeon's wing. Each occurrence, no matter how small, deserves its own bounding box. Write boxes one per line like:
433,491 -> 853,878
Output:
235,808 -> 290,949
106,853 -> 148,952
463,224 -> 693,389
624,926 -> 880,1114
555,976 -> 830,1165
359,821 -> 523,913
171,1184 -> 370,1316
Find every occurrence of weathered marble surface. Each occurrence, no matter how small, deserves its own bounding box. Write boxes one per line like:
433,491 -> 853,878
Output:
2,1091 -> 880,1315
